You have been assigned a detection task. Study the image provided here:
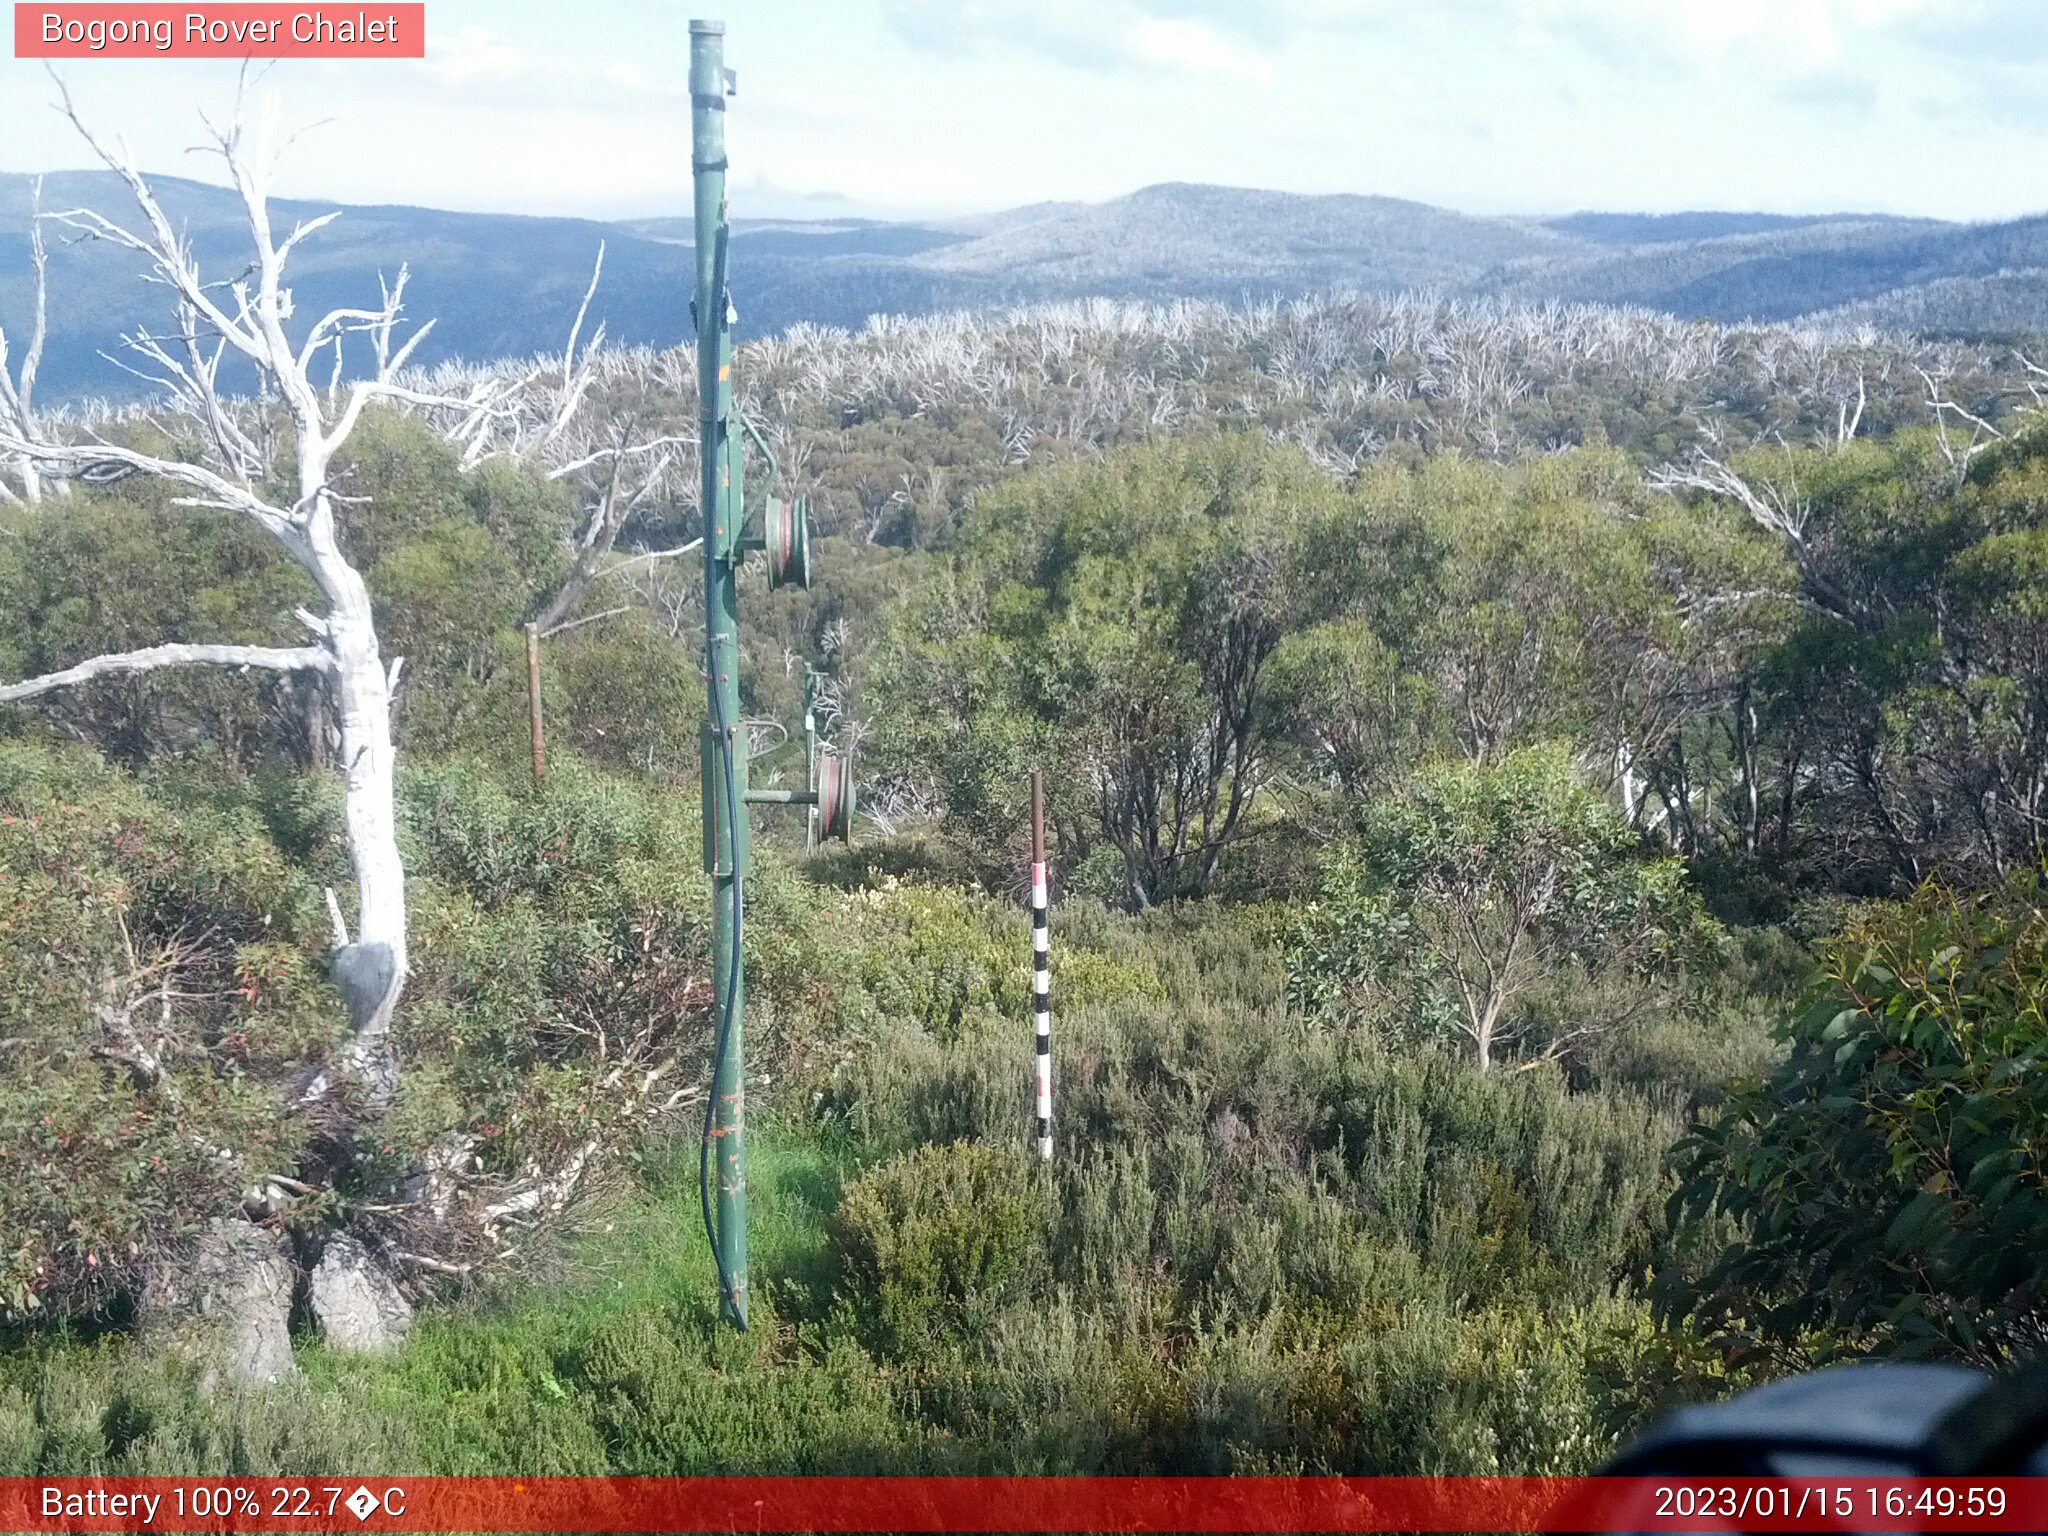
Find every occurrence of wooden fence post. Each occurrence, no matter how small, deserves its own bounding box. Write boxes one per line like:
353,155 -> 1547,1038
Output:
525,622 -> 547,783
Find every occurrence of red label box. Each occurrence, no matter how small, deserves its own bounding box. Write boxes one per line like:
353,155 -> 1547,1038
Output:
14,4 -> 425,58
3,1476 -> 2048,1533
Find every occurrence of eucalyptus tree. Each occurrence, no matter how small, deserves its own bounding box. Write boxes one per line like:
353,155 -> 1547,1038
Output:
1293,746 -> 1711,1072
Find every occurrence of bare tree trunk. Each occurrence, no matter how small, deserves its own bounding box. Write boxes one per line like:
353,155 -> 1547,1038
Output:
0,177 -> 54,505
325,557 -> 406,1100
1615,740 -> 1643,827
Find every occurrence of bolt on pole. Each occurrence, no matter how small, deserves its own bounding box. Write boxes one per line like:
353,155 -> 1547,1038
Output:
1031,769 -> 1053,1161
692,16 -> 748,1332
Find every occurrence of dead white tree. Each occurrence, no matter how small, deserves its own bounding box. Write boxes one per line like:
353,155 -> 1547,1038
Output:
0,176 -> 58,505
1649,447 -> 1866,629
509,270 -> 702,778
531,425 -> 696,637
1832,368 -> 1866,450
0,82 -> 520,1104
1916,363 -> 2005,482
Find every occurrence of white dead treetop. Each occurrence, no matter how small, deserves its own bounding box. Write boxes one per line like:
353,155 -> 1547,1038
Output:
0,176 -> 58,505
1648,447 -> 1867,630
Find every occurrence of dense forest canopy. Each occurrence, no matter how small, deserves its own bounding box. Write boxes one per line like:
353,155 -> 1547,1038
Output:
2,269 -> 2045,1471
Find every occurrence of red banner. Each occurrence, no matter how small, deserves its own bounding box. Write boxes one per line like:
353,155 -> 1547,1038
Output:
13,5 -> 425,59
2,1477 -> 2046,1533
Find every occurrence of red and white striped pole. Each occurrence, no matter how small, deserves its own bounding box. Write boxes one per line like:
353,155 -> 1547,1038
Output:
1030,769 -> 1053,1161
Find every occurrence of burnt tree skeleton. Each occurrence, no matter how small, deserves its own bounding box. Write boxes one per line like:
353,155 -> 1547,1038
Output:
0,80 -> 539,1103
1,73 -> 702,1193
0,176 -> 58,505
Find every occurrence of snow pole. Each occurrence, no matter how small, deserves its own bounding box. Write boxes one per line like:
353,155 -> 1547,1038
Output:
1031,769 -> 1053,1161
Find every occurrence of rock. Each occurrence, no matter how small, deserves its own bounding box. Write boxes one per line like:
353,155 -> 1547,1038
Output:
309,1234 -> 413,1353
140,1218 -> 296,1387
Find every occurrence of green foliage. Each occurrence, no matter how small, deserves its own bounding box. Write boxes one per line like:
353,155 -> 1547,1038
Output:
1290,746 -> 1716,1070
0,467 -> 318,765
1265,620 -> 1441,794
0,741 -> 333,1319
827,882 -> 1162,1042
794,905 -> 1699,1474
832,1142 -> 1050,1352
1636,425 -> 2048,888
0,743 -> 822,1320
0,1346 -> 416,1476
1665,879 -> 2048,1366
392,753 -> 836,1184
15,291 -> 2041,1482
0,730 -> 1775,1477
0,410 -> 697,774
868,435 -> 1335,905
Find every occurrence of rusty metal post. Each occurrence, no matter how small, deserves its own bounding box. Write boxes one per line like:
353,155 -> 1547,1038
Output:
1030,769 -> 1052,1160
525,623 -> 546,783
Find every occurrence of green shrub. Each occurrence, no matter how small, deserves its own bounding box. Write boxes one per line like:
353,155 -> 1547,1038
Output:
0,1344 -> 418,1475
1664,878 -> 2048,1365
0,742 -> 332,1319
832,1143 -> 1050,1352
1289,746 -> 1719,1072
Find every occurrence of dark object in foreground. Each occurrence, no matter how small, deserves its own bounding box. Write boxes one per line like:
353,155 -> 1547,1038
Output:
1604,1361 -> 2048,1477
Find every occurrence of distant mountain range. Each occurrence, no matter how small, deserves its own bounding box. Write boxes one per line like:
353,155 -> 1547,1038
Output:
5,173 -> 2046,399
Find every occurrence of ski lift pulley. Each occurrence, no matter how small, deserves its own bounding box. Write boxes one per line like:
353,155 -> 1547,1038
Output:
764,494 -> 812,591
814,748 -> 854,844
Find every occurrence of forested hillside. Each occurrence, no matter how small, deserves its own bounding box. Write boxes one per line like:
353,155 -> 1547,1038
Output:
4,247 -> 2047,1474
11,171 -> 2048,400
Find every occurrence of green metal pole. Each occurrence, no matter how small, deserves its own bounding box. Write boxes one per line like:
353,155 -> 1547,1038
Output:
691,16 -> 748,1331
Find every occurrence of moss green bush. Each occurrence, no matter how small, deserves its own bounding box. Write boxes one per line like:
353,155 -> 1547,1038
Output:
832,1142 -> 1050,1353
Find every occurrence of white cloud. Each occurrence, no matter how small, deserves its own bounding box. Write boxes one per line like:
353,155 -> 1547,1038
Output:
747,83 -> 885,129
3,0 -> 2037,226
1515,0 -> 1944,68
887,0 -> 1280,85
1127,15 -> 1277,85
424,24 -> 529,85
420,22 -> 678,103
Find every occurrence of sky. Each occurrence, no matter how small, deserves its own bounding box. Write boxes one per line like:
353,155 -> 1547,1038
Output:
1,0 -> 2045,224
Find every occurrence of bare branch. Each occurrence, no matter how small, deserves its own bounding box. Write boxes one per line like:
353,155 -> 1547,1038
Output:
0,642 -> 331,703
0,176 -> 56,501
542,244 -> 606,446
0,432 -> 305,550
600,537 -> 704,579
323,887 -> 351,949
44,72 -> 268,369
1650,449 -> 1866,627
546,434 -> 695,481
529,419 -> 685,634
539,605 -> 632,641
